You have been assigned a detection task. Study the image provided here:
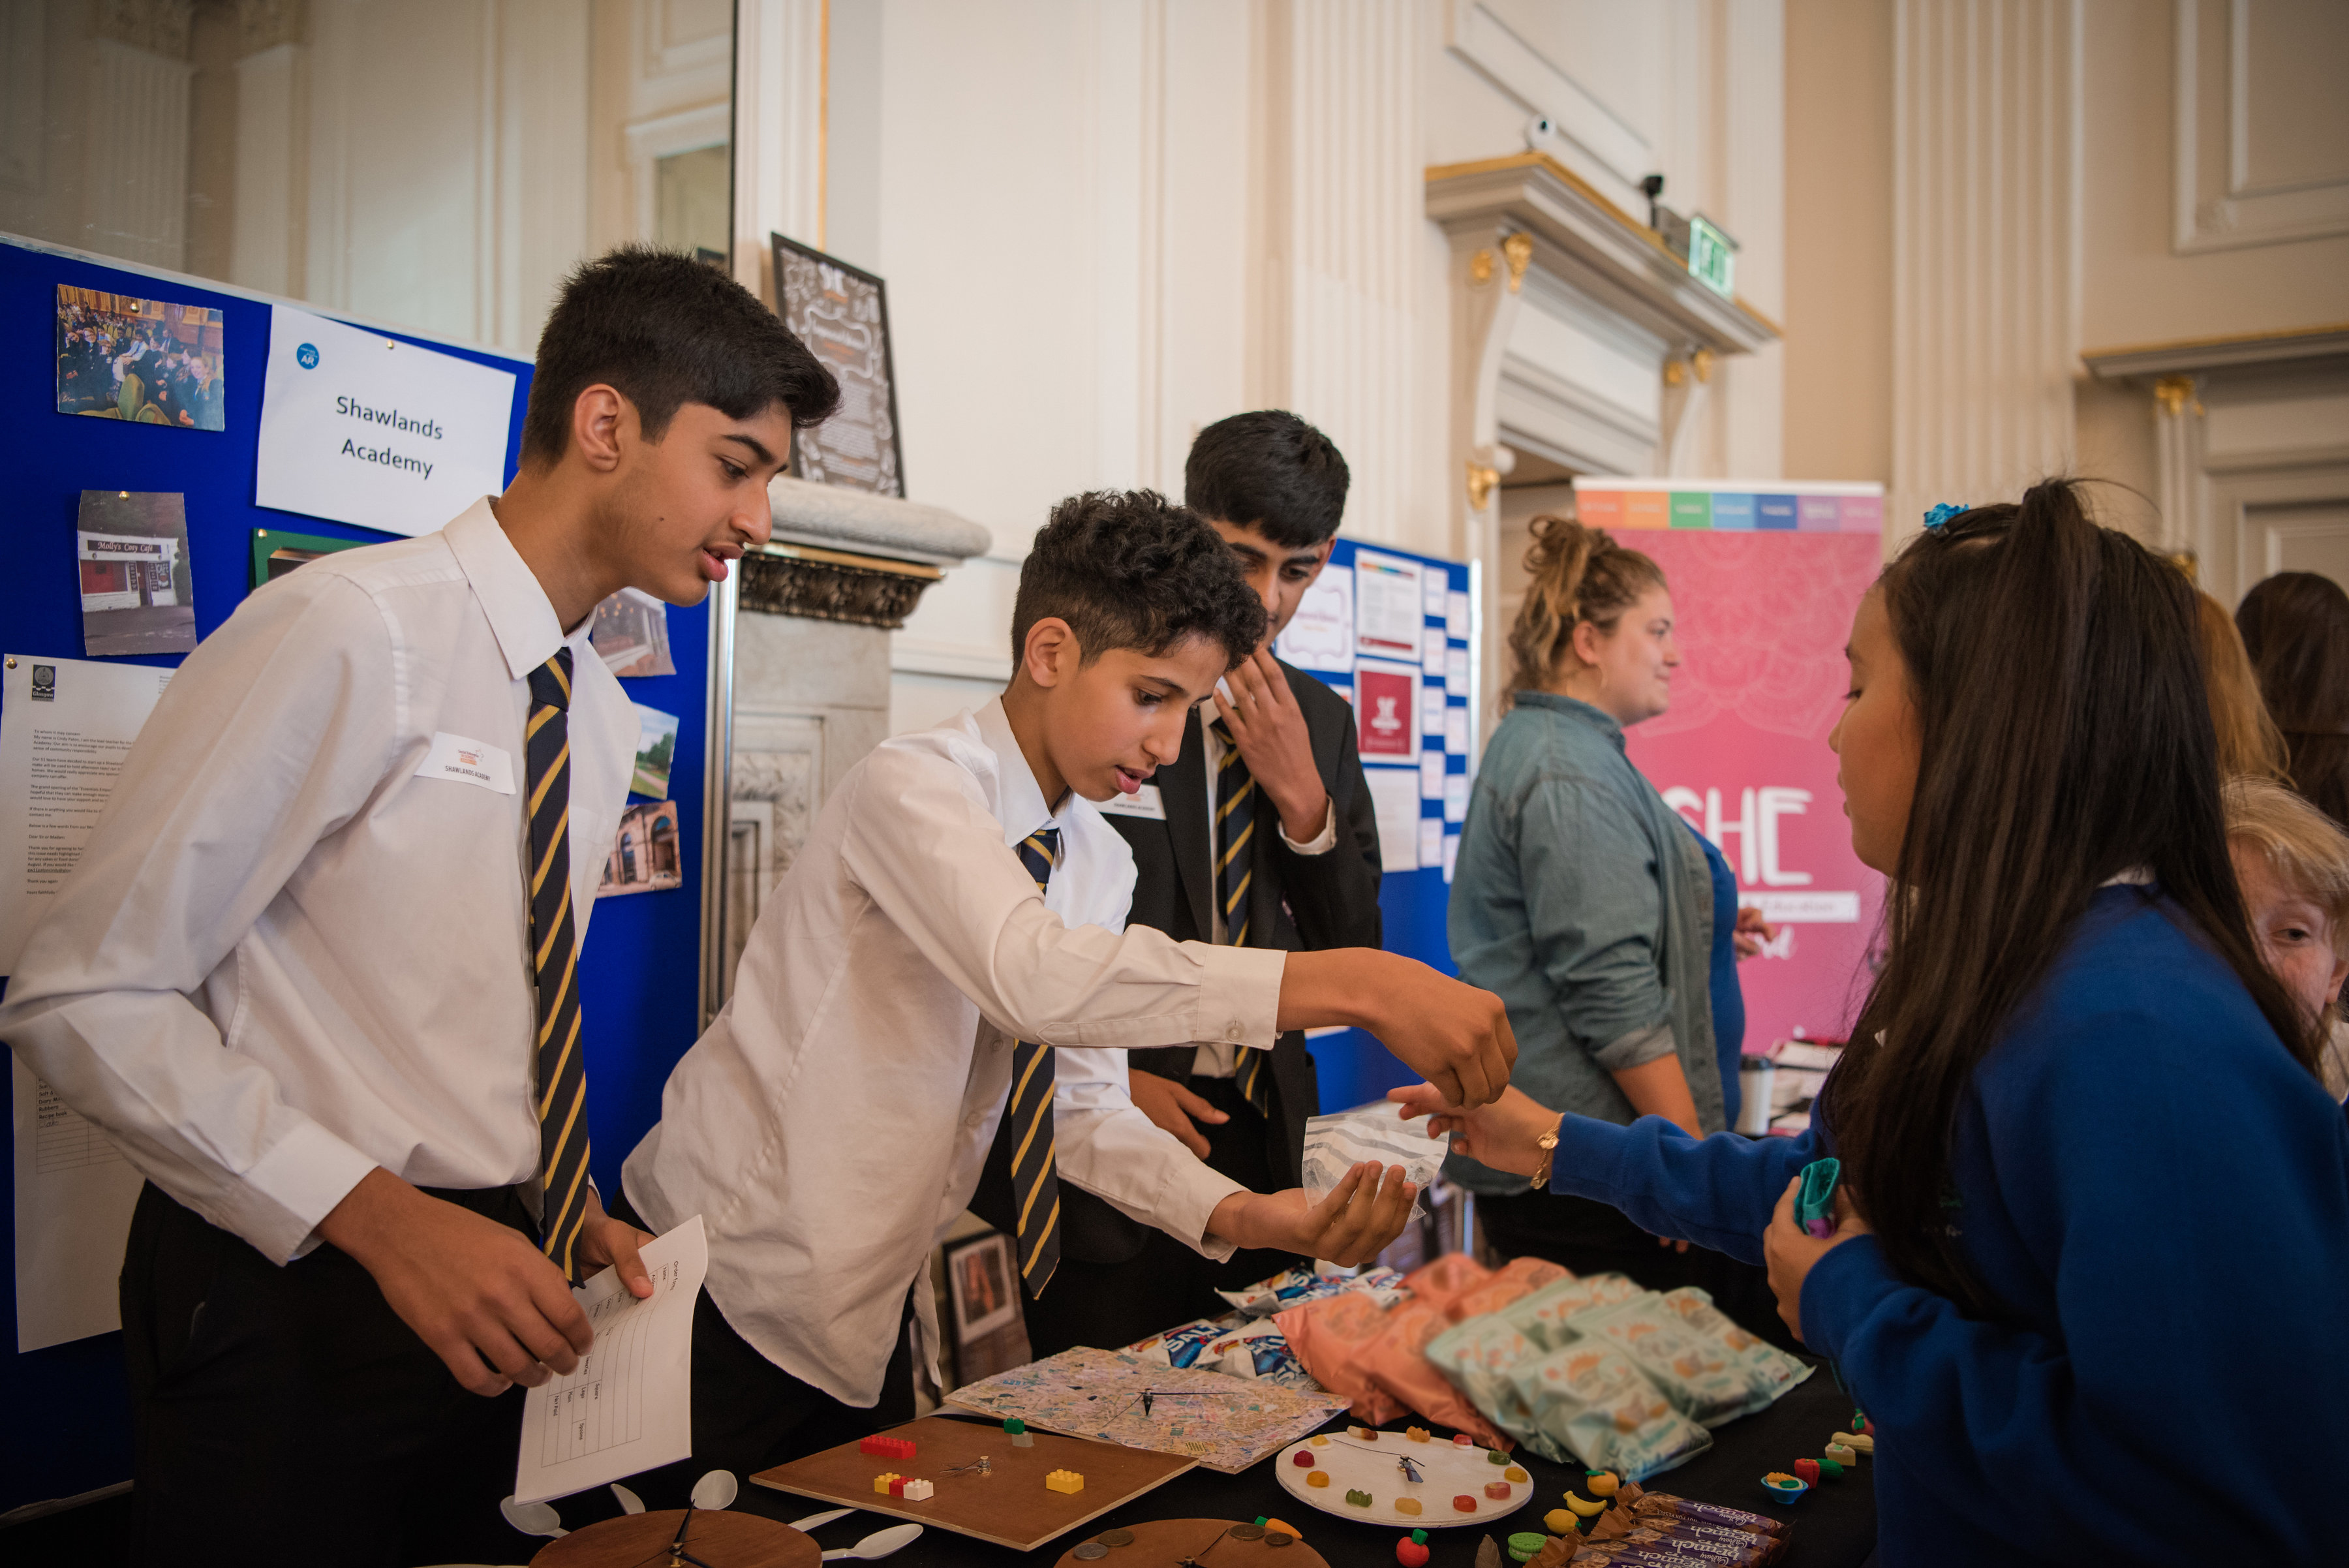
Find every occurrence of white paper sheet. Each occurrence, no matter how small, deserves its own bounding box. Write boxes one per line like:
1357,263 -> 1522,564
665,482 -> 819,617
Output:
1363,766 -> 1422,871
514,1216 -> 708,1505
12,1056 -> 142,1351
256,305 -> 515,538
0,655 -> 174,975
1420,750 -> 1446,801
1274,570 -> 1354,673
1353,551 -> 1424,664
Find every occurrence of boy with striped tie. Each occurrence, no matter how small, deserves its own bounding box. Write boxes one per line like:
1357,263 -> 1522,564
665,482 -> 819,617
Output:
0,248 -> 838,1566
621,491 -> 1518,1496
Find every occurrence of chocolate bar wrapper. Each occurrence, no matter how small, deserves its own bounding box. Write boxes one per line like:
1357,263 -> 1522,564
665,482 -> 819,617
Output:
1610,1525 -> 1772,1565
1625,1520 -> 1785,1564
1630,1494 -> 1785,1537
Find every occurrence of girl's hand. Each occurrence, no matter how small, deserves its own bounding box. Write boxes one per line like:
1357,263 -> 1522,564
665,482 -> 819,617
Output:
1762,1176 -> 1871,1344
1388,1083 -> 1559,1177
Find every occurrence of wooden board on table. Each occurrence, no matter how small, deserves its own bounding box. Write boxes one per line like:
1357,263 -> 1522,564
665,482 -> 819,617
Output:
530,1509 -> 818,1567
1052,1518 -> 1333,1567
750,1413 -> 1195,1554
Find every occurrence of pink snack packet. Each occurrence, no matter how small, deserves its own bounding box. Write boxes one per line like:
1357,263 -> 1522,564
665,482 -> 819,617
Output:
1276,1289 -> 1405,1424
1357,1298 -> 1514,1450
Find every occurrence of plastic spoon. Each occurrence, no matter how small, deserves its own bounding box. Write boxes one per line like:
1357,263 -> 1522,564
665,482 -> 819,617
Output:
498,1496 -> 566,1539
788,1507 -> 857,1531
610,1483 -> 646,1515
821,1522 -> 923,1561
690,1470 -> 739,1511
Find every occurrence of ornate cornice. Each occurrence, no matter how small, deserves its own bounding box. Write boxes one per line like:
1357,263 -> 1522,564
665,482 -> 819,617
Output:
89,0 -> 194,58
737,544 -> 942,630
236,0 -> 307,55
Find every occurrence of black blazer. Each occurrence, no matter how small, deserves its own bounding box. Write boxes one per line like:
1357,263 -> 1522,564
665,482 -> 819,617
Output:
973,659 -> 1383,1264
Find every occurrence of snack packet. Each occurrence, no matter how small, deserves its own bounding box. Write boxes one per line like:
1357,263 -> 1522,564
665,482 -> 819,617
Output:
1275,1288 -> 1406,1424
1128,1310 -> 1252,1370
1301,1101 -> 1450,1212
1216,1263 -> 1409,1319
1423,1312 -> 1560,1460
1569,1296 -> 1757,1427
1399,1252 -> 1494,1315
1501,1270 -> 1645,1351
1445,1255 -> 1571,1323
1653,1287 -> 1811,1410
1514,1340 -> 1712,1481
1355,1298 -> 1512,1449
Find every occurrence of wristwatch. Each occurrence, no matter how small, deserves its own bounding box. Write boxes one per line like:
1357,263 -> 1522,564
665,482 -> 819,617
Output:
1529,1116 -> 1565,1191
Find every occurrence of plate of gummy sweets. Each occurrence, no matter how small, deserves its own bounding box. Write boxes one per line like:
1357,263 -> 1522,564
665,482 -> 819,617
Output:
1274,1426 -> 1536,1529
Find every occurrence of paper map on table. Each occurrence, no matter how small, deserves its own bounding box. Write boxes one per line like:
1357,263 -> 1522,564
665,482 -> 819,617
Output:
946,1347 -> 1343,1474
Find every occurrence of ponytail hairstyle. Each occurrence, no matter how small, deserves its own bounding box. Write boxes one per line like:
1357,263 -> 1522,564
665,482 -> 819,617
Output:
1503,514 -> 1665,710
1827,480 -> 2314,1317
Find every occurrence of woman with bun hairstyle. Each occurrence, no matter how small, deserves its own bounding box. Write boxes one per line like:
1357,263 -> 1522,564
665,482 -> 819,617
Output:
1406,482 -> 2349,1563
2236,570 -> 2349,830
1445,515 -> 1786,1343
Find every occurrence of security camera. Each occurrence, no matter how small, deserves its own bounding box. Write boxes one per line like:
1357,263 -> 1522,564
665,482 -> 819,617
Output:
1524,115 -> 1558,151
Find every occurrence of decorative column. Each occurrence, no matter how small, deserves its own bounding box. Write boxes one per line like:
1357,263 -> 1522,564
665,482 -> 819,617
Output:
731,0 -> 825,298
231,0 -> 307,297
2150,374 -> 2206,560
1256,0 -> 1422,547
81,1 -> 196,269
1890,0 -> 2082,546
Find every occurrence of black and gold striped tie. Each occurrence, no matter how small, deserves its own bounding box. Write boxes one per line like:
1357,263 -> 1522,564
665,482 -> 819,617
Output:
1004,829 -> 1062,1297
525,649 -> 592,1280
1213,720 -> 1274,1117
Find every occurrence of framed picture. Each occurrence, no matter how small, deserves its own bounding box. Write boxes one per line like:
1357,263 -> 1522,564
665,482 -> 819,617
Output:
944,1231 -> 1021,1345
771,233 -> 904,497
55,284 -> 226,431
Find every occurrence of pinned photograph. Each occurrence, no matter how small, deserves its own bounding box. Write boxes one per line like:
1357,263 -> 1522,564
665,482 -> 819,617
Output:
631,703 -> 681,800
600,799 -> 683,897
947,1232 -> 1021,1344
55,286 -> 226,430
589,587 -> 676,677
78,491 -> 196,657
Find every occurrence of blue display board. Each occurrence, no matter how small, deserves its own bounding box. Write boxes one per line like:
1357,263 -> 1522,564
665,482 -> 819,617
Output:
1273,537 -> 1478,1113
0,237 -> 711,1512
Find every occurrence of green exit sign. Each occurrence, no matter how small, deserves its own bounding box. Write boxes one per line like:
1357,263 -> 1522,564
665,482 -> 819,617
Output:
1687,215 -> 1736,297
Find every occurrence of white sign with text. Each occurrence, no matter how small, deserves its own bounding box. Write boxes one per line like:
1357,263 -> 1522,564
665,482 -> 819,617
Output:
256,305 -> 515,536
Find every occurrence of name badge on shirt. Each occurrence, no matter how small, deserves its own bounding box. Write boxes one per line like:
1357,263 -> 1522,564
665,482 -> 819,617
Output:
1097,783 -> 1166,820
416,731 -> 515,794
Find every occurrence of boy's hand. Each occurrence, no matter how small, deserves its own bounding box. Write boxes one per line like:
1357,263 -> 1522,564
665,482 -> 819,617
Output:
1389,1083 -> 1556,1176
573,1190 -> 656,1300
1732,906 -> 1779,960
1213,650 -> 1331,844
1207,1161 -> 1415,1268
318,1167 -> 595,1398
1278,953 -> 1516,1108
1762,1177 -> 1870,1344
1129,1068 -> 1228,1159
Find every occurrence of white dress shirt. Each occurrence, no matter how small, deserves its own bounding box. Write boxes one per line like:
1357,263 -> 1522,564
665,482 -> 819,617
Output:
0,500 -> 636,1265
623,698 -> 1285,1406
1188,696 -> 1336,1077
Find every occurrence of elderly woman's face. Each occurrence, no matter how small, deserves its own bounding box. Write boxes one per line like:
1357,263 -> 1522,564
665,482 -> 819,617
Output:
2230,842 -> 2349,1026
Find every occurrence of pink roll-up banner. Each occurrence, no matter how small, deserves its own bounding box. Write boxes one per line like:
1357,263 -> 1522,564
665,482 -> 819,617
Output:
1574,480 -> 1888,1062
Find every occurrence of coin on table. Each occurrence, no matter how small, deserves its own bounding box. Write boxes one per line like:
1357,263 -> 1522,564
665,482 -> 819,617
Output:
1227,1524 -> 1266,1541
1096,1528 -> 1134,1546
1265,1533 -> 1294,1548
1071,1545 -> 1109,1560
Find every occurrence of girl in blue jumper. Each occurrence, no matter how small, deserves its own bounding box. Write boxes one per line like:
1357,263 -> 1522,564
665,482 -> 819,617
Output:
1398,482 -> 2349,1565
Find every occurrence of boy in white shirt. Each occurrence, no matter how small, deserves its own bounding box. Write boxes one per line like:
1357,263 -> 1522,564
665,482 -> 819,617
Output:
1,249 -> 838,1565
621,491 -> 1516,1496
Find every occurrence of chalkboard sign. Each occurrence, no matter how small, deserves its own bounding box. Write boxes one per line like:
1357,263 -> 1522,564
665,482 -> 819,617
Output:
771,233 -> 904,497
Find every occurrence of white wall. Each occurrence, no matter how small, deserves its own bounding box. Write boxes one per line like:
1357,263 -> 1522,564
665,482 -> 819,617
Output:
751,0 -> 1789,731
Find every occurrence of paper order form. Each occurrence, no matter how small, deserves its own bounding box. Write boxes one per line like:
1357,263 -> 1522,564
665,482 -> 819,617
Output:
514,1215 -> 709,1505
2,654 -> 173,1351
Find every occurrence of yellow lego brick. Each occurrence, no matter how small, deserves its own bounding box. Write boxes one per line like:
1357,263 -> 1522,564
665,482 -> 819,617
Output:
1044,1468 -> 1084,1494
872,1471 -> 902,1494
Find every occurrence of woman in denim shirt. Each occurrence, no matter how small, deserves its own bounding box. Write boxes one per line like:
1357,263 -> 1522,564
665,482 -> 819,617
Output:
1448,516 -> 1785,1340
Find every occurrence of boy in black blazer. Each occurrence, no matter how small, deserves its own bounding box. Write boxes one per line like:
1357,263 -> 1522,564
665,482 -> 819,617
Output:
1002,411 -> 1385,1355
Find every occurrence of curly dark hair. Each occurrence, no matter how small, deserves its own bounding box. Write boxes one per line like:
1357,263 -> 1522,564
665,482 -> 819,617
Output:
1184,410 -> 1351,548
521,245 -> 840,467
1012,491 -> 1267,669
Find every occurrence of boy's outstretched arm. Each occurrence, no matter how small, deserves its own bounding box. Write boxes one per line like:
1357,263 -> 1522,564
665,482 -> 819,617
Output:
1277,949 -> 1517,1109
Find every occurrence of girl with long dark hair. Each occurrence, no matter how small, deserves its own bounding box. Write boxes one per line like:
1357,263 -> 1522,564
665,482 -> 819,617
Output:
1400,482 -> 2349,1563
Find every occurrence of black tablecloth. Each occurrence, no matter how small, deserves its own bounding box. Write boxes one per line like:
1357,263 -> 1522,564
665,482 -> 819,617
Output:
739,1357 -> 1877,1567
